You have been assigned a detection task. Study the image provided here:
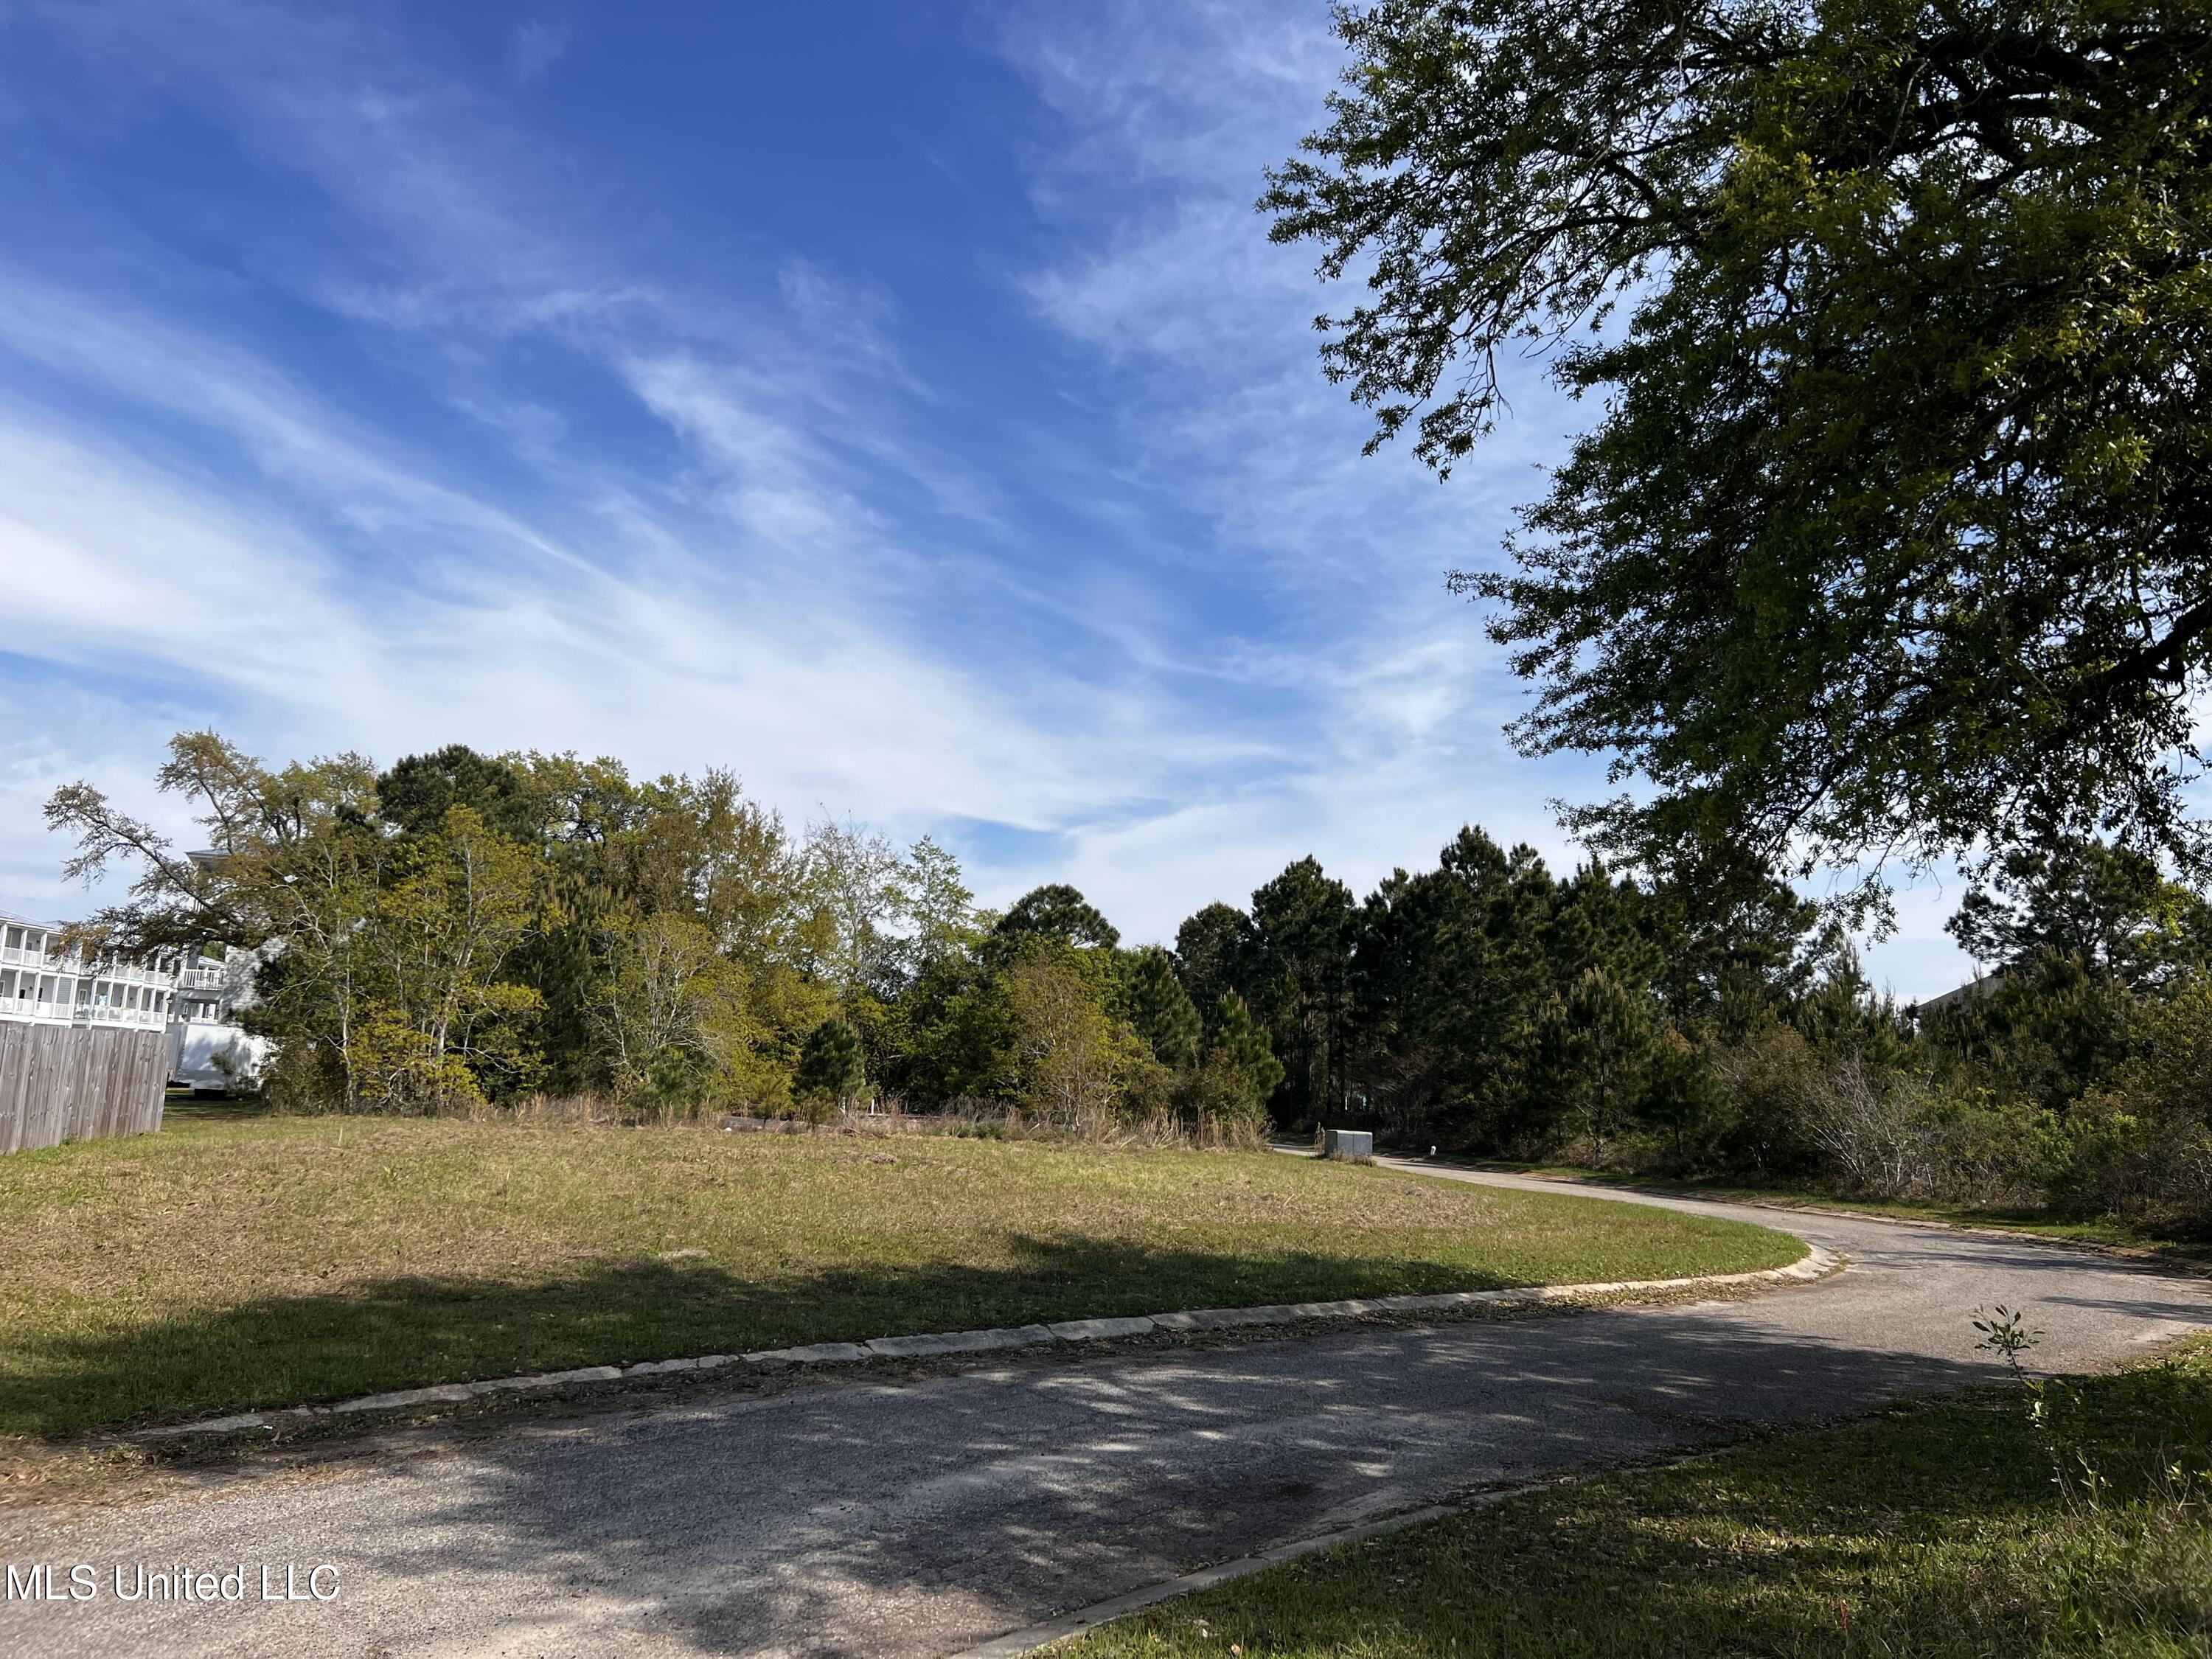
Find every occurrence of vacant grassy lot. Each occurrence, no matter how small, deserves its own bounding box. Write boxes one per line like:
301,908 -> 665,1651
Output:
0,1109 -> 1798,1439
1071,1336 -> 2212,1659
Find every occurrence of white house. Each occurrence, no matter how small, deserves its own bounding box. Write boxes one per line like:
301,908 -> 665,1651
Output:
0,914 -> 179,1034
0,912 -> 268,1093
168,942 -> 272,1093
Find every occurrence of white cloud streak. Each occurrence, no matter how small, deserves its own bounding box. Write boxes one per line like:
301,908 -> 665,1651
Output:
0,0 -> 1983,998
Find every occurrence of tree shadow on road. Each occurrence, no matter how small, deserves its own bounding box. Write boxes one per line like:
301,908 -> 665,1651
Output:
181,1307 -> 2050,1652
12,1236 -> 2210,1656
7,1234 -> 1534,1440
1073,1340 -> 2212,1659
271,1251 -> 2202,1656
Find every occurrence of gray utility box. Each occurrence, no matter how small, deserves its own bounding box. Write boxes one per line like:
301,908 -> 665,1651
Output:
1323,1127 -> 1374,1162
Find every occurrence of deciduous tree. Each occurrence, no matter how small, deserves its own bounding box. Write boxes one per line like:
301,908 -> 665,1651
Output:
1267,0 -> 2212,897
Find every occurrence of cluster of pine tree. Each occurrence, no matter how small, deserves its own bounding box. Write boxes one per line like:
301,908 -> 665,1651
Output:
1164,831 -> 1845,1160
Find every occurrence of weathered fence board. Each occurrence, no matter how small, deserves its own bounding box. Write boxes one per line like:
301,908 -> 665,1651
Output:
0,1022 -> 167,1153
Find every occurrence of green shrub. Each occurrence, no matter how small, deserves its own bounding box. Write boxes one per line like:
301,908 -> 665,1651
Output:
2063,982 -> 2212,1233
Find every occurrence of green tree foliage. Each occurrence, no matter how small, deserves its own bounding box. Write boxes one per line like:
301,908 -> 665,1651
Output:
793,1018 -> 867,1119
1339,830 -> 1688,1150
1172,902 -> 1257,1030
1248,858 -> 1357,1123
897,835 -> 983,973
1208,991 -> 1286,1110
1006,943 -> 1124,1131
1267,0 -> 2212,898
1349,829 -> 1556,1140
375,745 -> 543,841
1159,838 -> 1737,1152
883,956 -> 1015,1105
1920,951 -> 2140,1115
2070,981 -> 2212,1227
513,865 -> 619,1093
1949,835 -> 2212,990
588,911 -> 770,1112
344,805 -> 545,1112
1535,968 -> 1660,1166
43,734 -> 938,1116
1642,855 -> 1822,1037
48,736 -> 548,1113
800,816 -> 908,998
60,737 -> 2209,1223
1118,945 -> 1203,1067
990,884 -> 1121,960
45,729 -> 380,952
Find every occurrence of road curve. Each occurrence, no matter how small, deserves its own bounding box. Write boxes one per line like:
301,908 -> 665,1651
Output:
5,1164 -> 2207,1658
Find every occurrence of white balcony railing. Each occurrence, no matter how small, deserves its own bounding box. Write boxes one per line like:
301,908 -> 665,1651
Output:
1,997 -> 175,1031
72,1004 -> 170,1030
1,913 -> 250,1032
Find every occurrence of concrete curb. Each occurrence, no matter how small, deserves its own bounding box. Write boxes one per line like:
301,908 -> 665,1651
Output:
947,1444 -> 1746,1656
1356,1151 -> 2212,1280
942,1499 -> 1471,1658
134,1245 -> 1840,1443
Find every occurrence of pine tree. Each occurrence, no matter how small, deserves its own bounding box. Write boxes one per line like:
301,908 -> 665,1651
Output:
1119,946 -> 1202,1068
1211,991 -> 1284,1106
793,1018 -> 865,1119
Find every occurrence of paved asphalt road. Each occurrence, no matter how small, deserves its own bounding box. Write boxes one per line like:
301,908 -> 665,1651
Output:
5,1164 -> 2208,1658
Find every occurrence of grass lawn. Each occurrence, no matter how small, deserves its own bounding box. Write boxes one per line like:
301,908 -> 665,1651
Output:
0,1107 -> 1799,1441
1459,1159 -> 2212,1267
1069,1335 -> 2212,1659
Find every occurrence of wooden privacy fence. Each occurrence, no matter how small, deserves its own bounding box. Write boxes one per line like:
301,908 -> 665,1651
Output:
0,1021 -> 167,1153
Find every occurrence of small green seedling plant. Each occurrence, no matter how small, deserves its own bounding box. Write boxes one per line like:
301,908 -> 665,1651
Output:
1975,1304 -> 2112,1510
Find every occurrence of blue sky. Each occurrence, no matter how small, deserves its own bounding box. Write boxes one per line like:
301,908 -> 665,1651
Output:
0,0 -> 1976,995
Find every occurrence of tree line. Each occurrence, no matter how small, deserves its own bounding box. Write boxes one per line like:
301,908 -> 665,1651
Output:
46,732 -> 2212,1231
44,734 -> 1290,1136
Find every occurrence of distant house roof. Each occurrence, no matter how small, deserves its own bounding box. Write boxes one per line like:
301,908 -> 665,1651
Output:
1910,969 -> 2006,1018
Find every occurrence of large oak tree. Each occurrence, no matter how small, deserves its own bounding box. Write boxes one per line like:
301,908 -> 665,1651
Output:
1266,0 -> 2212,905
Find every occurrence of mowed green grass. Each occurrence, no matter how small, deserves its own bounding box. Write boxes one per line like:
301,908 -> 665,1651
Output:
0,1109 -> 1798,1440
1070,1335 -> 2212,1659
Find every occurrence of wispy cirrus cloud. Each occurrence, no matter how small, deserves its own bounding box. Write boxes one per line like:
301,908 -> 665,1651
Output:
0,2 -> 1166,908
979,4 -> 1592,911
511,19 -> 570,85
0,0 -> 1980,994
987,1 -> 1978,990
